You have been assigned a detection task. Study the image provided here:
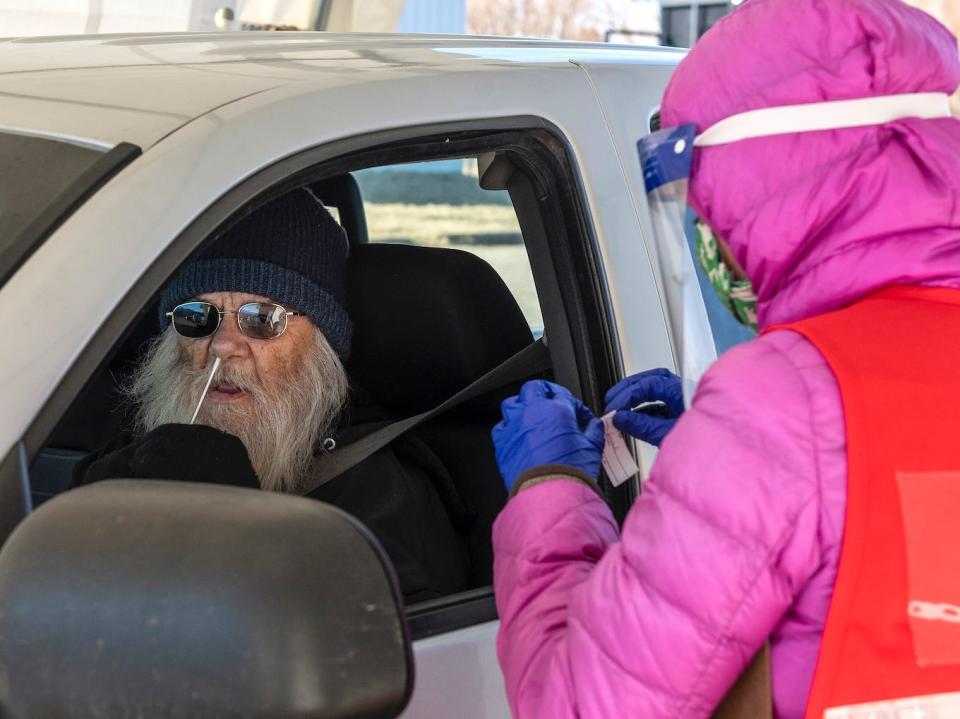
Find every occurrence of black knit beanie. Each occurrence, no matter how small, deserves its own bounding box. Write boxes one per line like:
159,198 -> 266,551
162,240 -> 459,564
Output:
159,188 -> 352,359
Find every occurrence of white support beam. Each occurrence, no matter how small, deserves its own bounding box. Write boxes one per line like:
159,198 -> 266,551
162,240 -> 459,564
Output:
321,0 -> 404,32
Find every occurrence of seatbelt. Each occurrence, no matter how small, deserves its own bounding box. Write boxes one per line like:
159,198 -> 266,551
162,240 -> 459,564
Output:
301,338 -> 551,495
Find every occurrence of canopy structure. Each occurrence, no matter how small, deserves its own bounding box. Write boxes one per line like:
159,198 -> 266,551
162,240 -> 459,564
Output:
0,0 -> 407,35
238,0 -> 405,31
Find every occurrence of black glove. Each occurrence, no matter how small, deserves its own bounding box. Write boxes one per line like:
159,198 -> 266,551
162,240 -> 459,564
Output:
81,424 -> 260,489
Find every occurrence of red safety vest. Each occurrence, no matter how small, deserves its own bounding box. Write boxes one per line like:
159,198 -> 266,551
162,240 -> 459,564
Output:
777,286 -> 960,718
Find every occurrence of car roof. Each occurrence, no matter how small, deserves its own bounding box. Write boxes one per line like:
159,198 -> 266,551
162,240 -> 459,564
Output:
0,32 -> 683,149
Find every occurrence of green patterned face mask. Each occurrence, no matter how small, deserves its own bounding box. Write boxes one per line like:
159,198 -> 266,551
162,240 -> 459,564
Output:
694,219 -> 758,332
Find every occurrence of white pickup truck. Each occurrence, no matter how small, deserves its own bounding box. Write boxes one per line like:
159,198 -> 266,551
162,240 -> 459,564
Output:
0,32 -> 749,718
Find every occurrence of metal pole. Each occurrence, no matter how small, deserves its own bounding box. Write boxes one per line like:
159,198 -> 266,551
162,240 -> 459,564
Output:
314,0 -> 332,30
688,0 -> 699,47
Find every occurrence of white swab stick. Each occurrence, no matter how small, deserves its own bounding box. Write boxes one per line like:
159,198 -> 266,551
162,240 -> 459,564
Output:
631,400 -> 667,412
190,356 -> 221,425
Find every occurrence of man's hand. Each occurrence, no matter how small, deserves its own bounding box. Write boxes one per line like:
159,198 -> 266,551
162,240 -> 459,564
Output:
84,424 -> 260,488
604,368 -> 685,447
492,380 -> 605,491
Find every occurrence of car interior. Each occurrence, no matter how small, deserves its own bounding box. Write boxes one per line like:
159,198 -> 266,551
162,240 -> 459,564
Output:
24,127 -> 624,636
32,170 -> 547,587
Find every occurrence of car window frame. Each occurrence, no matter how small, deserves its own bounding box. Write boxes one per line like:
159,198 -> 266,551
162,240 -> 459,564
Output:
0,136 -> 140,288
10,116 -> 623,638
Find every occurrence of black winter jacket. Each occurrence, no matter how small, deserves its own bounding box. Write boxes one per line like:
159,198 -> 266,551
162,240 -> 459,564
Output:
73,391 -> 472,604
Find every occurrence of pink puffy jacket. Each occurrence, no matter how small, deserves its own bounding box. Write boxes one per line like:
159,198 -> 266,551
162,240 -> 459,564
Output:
492,1 -> 960,717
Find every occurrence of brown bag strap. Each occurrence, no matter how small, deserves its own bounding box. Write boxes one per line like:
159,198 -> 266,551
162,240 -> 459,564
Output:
711,643 -> 773,719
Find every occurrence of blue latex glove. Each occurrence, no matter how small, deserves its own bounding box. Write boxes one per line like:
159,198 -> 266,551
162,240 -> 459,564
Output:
604,368 -> 685,447
493,380 -> 605,491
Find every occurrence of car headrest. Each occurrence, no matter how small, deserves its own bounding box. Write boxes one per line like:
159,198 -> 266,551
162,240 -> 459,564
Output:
309,174 -> 368,246
346,244 -> 534,415
0,481 -> 413,719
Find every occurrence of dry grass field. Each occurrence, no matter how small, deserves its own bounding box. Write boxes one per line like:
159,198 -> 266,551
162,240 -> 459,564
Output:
364,202 -> 521,245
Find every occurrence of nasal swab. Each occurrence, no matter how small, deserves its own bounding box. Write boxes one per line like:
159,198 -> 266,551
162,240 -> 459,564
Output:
190,356 -> 221,424
631,400 -> 667,412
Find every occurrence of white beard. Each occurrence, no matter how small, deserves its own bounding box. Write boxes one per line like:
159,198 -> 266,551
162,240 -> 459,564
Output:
126,326 -> 349,493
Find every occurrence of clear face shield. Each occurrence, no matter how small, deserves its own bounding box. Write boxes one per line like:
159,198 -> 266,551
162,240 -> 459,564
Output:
637,92 -> 952,408
638,124 -> 716,407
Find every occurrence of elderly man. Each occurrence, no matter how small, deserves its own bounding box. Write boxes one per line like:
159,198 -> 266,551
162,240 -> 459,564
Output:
75,188 -> 469,603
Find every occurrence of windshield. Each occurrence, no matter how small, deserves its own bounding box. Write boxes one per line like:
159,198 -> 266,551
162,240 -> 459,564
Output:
0,131 -> 139,287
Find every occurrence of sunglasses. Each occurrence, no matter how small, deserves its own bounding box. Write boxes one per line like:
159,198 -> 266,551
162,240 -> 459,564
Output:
166,301 -> 304,340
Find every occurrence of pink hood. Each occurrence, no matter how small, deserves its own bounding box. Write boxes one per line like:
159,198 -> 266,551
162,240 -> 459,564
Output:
661,0 -> 960,327
492,3 -> 960,716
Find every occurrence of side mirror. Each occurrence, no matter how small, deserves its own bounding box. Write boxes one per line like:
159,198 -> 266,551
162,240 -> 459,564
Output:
0,481 -> 413,718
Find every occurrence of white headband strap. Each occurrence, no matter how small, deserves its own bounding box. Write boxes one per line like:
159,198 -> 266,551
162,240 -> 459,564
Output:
694,92 -> 952,147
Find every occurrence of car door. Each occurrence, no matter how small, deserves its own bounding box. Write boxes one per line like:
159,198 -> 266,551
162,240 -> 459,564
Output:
0,48 -> 681,718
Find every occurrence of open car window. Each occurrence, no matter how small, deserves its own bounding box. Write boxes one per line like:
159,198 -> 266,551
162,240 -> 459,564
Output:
354,160 -> 543,336
27,121 -> 617,639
